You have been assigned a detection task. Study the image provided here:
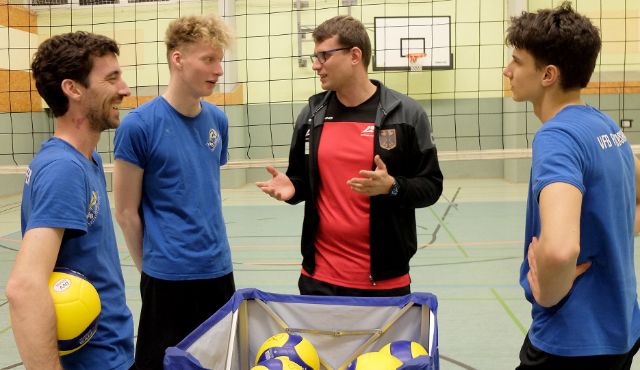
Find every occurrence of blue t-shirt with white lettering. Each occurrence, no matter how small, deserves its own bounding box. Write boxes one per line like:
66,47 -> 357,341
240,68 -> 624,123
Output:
114,96 -> 232,280
522,105 -> 640,356
21,138 -> 134,370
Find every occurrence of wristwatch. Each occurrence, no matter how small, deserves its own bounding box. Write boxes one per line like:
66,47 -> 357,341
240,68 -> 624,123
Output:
389,179 -> 399,196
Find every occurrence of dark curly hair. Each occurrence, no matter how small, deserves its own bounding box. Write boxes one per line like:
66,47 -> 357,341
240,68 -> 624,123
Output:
505,1 -> 601,90
312,15 -> 372,69
31,31 -> 120,117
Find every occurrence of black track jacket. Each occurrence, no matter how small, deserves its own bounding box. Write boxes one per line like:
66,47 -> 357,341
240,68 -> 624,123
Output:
286,80 -> 443,283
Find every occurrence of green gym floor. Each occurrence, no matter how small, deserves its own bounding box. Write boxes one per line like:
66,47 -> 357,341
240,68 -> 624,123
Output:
1,178 -> 640,370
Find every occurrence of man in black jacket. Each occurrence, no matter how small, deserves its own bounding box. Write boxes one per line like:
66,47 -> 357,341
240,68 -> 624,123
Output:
256,15 -> 442,296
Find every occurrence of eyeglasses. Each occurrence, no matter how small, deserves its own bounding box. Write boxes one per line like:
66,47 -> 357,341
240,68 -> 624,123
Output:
309,47 -> 352,64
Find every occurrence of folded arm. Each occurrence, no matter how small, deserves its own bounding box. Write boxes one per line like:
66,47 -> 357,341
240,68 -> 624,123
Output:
6,227 -> 64,370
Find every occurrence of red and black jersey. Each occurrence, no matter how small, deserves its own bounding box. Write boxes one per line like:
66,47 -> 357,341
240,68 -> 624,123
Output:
304,89 -> 410,289
286,80 -> 443,285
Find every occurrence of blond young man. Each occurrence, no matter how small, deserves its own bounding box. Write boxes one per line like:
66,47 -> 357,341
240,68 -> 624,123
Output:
113,15 -> 235,369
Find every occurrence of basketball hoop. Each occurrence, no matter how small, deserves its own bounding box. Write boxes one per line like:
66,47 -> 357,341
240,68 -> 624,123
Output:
407,52 -> 426,72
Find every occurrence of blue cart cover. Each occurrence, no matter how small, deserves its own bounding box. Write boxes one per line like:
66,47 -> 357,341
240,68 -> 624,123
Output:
164,288 -> 438,370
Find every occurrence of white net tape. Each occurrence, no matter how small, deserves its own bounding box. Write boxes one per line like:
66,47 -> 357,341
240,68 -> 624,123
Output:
0,148 -> 531,174
3,146 -> 639,174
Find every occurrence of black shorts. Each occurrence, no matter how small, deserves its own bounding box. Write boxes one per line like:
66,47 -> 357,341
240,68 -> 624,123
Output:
298,274 -> 410,297
133,271 -> 235,370
516,334 -> 640,370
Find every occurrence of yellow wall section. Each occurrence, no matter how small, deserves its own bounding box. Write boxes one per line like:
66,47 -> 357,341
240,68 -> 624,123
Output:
0,2 -> 40,113
0,1 -> 37,34
119,83 -> 244,109
0,69 -> 41,112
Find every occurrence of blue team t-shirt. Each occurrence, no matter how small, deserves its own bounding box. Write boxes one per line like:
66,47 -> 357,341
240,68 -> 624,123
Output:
522,105 -> 640,356
114,96 -> 232,280
21,137 -> 134,370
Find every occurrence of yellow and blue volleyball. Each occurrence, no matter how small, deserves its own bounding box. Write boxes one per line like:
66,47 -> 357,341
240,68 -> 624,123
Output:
346,351 -> 403,370
251,356 -> 303,370
379,340 -> 428,363
255,332 -> 320,370
48,268 -> 101,356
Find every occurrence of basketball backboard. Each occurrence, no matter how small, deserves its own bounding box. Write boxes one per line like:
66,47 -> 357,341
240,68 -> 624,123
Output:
373,16 -> 453,71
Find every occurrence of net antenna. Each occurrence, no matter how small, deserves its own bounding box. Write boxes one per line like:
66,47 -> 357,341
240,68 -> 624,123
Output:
407,52 -> 426,71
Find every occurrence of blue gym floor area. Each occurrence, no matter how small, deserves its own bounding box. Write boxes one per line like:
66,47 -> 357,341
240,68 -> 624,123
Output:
1,178 -> 639,369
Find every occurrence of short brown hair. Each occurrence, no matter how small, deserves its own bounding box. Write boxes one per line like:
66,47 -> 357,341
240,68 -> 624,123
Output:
165,15 -> 232,62
312,15 -> 372,69
506,1 -> 601,90
31,32 -> 119,117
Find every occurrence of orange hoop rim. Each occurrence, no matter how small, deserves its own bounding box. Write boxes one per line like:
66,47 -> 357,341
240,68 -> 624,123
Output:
407,52 -> 427,62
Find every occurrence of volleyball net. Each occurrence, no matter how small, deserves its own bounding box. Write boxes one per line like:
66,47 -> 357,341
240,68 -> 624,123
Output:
1,0 -> 639,180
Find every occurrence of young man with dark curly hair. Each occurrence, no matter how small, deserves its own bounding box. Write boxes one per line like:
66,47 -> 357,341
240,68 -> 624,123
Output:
504,3 -> 640,369
6,31 -> 134,370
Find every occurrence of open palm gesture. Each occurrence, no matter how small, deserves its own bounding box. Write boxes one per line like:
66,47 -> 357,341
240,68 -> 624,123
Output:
256,165 -> 295,201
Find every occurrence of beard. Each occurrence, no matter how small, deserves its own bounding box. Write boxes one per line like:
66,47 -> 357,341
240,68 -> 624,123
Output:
86,100 -> 119,132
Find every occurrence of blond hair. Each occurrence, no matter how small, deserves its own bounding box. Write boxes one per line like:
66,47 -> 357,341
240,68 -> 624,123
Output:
165,15 -> 232,61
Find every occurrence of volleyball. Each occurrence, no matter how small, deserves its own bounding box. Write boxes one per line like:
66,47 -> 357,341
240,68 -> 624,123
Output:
255,332 -> 320,370
48,268 -> 101,356
347,351 -> 403,370
251,357 -> 303,370
379,340 -> 429,363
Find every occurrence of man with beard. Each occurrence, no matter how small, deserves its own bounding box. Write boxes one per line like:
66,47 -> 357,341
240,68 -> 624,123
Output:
6,32 -> 135,370
113,15 -> 235,369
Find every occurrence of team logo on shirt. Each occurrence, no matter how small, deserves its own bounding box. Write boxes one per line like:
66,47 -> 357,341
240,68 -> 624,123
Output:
24,167 -> 32,185
361,125 -> 375,137
207,128 -> 220,151
596,130 -> 627,150
379,129 -> 397,150
86,191 -> 99,226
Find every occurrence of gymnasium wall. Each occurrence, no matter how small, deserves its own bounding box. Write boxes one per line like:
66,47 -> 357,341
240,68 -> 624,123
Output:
0,0 -> 639,196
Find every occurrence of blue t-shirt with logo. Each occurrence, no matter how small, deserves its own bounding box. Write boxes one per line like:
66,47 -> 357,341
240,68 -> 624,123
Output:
21,137 -> 134,370
522,105 -> 640,356
114,96 -> 232,280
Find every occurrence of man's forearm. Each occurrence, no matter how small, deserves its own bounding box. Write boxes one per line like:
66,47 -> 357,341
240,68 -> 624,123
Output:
9,285 -> 63,370
534,239 -> 580,307
117,212 -> 144,272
